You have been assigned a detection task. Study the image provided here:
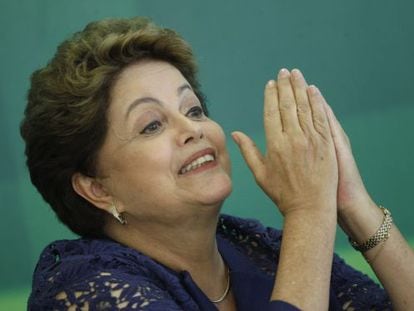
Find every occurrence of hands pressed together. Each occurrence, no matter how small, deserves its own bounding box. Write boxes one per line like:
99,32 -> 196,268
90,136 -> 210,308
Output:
232,68 -> 370,217
232,68 -> 414,310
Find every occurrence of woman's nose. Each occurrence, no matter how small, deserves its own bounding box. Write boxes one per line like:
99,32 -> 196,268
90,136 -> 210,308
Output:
176,116 -> 204,146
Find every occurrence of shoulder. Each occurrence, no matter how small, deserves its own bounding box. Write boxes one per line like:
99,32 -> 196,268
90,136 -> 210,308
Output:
28,238 -> 184,310
33,238 -> 153,281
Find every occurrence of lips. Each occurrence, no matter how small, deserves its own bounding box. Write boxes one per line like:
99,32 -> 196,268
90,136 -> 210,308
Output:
178,148 -> 216,175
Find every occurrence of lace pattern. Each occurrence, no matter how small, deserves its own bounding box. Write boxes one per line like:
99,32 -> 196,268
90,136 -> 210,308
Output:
331,255 -> 392,310
53,273 -> 167,310
217,215 -> 391,310
28,214 -> 391,310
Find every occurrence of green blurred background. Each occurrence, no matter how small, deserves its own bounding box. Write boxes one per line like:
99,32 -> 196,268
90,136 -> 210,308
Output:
1,0 -> 413,309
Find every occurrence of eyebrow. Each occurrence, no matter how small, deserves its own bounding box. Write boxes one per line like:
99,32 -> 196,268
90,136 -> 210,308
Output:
124,83 -> 193,120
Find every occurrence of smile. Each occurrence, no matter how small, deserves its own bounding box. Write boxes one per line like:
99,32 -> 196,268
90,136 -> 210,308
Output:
179,154 -> 215,174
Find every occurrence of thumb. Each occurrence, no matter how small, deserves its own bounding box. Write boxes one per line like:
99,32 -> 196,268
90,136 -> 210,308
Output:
231,131 -> 264,181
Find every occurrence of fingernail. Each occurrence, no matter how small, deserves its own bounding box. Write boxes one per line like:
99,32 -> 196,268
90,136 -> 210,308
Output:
278,68 -> 289,78
309,85 -> 319,95
291,69 -> 303,80
231,132 -> 240,144
266,80 -> 275,87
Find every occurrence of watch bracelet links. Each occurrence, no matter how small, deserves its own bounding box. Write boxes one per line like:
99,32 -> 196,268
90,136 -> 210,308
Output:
349,206 -> 393,253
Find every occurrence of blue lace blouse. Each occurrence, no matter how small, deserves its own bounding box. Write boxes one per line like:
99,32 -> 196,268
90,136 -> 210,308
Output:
28,214 -> 391,310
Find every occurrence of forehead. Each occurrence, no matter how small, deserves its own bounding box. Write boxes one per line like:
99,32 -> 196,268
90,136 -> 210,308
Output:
112,60 -> 188,98
107,60 -> 192,124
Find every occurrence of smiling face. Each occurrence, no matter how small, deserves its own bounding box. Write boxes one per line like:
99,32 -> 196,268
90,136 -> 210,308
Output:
93,60 -> 232,224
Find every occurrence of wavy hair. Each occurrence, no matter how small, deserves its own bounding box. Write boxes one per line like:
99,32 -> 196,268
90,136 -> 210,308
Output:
20,17 -> 206,237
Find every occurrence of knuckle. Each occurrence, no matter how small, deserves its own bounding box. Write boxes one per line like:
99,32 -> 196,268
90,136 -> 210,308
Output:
316,133 -> 332,145
313,115 -> 327,128
279,98 -> 295,110
296,101 -> 310,114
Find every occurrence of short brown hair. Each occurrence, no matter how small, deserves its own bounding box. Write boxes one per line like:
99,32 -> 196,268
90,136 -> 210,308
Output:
20,17 -> 207,237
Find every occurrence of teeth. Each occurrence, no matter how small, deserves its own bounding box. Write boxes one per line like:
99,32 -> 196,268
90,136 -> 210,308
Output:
180,154 -> 215,174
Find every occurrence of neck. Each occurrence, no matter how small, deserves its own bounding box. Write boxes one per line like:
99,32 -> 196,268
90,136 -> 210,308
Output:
106,208 -> 228,300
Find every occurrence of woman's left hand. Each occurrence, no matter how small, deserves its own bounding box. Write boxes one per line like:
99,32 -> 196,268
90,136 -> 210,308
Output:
325,99 -> 414,311
322,101 -> 375,217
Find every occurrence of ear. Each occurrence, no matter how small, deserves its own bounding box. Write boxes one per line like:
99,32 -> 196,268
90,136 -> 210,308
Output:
72,172 -> 113,213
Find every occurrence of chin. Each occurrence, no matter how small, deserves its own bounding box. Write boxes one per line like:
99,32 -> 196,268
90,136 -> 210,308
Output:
198,175 -> 233,206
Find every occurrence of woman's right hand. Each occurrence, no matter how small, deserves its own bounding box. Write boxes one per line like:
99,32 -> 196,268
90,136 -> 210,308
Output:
232,69 -> 338,216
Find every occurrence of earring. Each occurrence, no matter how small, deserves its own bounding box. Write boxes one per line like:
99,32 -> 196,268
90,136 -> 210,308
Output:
110,205 -> 127,225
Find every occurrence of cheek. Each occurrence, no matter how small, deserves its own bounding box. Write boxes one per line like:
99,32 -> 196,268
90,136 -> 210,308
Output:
105,142 -> 174,190
112,149 -> 177,210
207,120 -> 226,144
207,121 -> 231,171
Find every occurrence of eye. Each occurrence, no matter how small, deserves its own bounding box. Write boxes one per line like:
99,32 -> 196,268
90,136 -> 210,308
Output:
140,120 -> 162,135
186,106 -> 205,120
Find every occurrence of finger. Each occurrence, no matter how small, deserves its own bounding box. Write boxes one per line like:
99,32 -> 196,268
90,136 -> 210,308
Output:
323,101 -> 339,143
263,79 -> 283,145
291,69 -> 314,134
231,131 -> 265,181
277,69 -> 302,133
323,101 -> 351,147
307,85 -> 331,140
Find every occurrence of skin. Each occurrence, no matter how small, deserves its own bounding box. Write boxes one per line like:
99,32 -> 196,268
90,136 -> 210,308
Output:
233,69 -> 338,309
73,60 -> 237,310
233,68 -> 414,309
324,98 -> 414,310
73,61 -> 414,310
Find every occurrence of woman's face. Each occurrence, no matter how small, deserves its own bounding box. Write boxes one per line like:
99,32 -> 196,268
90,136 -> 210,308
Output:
96,60 -> 232,222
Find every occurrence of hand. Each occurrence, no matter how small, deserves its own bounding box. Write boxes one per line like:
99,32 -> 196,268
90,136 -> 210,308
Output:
323,102 -> 375,216
232,69 -> 338,216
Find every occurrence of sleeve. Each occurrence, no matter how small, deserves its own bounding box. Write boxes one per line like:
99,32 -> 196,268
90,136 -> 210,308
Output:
330,253 -> 392,310
28,271 -> 184,311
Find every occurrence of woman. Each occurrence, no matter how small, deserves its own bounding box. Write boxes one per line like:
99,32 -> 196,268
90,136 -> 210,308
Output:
21,17 -> 414,310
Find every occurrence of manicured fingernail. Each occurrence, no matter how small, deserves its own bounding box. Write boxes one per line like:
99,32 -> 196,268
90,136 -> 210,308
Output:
278,68 -> 289,78
266,80 -> 275,87
309,85 -> 319,95
291,69 -> 303,80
